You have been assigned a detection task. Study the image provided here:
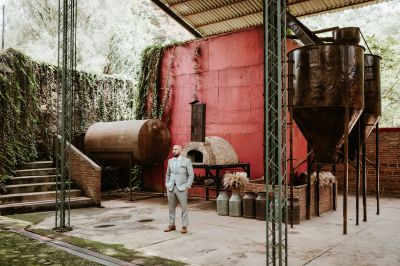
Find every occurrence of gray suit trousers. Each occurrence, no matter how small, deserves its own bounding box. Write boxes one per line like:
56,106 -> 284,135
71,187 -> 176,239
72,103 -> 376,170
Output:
167,185 -> 188,227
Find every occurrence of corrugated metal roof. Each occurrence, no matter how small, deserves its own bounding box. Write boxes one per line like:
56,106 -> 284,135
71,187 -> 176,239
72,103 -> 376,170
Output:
152,0 -> 384,37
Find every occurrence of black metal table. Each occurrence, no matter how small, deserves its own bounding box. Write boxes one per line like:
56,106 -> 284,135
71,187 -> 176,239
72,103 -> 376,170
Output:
192,162 -> 250,200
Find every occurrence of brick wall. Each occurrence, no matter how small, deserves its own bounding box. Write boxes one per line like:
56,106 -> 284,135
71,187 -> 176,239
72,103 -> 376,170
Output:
69,145 -> 102,204
292,184 -> 336,220
336,128 -> 400,197
244,182 -> 336,222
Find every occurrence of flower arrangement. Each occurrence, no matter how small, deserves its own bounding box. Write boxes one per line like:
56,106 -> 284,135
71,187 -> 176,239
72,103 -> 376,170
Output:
223,172 -> 249,190
311,171 -> 337,187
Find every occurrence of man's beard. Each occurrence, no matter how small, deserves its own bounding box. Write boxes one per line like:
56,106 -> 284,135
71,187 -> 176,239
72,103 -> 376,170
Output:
173,153 -> 180,157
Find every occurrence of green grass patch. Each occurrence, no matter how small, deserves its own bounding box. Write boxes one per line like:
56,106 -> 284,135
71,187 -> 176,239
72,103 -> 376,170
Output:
29,228 -> 185,266
6,211 -> 53,225
0,229 -> 100,266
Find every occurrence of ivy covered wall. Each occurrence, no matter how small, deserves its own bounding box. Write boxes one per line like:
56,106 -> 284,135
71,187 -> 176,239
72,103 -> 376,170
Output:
0,48 -> 136,180
0,49 -> 39,183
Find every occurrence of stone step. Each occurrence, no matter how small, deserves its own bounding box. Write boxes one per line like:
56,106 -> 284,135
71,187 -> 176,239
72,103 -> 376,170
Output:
0,197 -> 98,215
17,161 -> 53,170
13,168 -> 56,177
5,182 -> 73,194
0,190 -> 81,204
7,175 -> 57,185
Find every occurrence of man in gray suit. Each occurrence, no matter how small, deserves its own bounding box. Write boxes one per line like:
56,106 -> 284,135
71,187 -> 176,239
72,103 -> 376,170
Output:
164,145 -> 194,234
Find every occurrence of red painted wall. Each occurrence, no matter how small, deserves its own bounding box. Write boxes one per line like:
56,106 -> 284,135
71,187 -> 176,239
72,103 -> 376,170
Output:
142,26 -> 308,194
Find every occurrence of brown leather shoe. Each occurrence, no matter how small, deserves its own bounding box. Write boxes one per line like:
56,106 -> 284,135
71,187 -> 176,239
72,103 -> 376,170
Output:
181,226 -> 188,234
164,225 -> 176,232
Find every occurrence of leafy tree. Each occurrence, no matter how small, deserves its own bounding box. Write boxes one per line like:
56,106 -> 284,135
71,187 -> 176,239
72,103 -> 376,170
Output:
366,34 -> 400,126
2,0 -> 192,78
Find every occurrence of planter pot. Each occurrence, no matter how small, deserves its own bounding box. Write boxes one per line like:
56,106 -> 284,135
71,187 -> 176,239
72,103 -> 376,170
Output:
216,191 -> 229,216
286,198 -> 300,224
256,191 -> 266,220
243,191 -> 255,218
229,191 -> 242,217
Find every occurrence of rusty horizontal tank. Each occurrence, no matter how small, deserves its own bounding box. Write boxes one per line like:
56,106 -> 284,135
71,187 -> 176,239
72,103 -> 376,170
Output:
288,43 -> 365,163
84,119 -> 171,165
348,54 -> 382,159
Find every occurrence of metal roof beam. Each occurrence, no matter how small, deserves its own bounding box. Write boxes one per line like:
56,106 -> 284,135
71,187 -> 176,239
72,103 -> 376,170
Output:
197,12 -> 262,36
151,0 -> 203,38
154,0 -> 382,37
167,0 -> 192,7
187,6 -> 262,28
289,0 -> 382,17
171,0 -> 252,16
287,0 -> 311,6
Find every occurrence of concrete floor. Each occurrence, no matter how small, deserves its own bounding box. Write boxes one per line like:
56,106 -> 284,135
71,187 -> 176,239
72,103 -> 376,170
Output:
36,194 -> 400,266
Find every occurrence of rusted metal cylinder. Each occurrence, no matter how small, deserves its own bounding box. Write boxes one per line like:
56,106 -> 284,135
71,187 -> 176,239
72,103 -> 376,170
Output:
363,54 -> 382,137
243,192 -> 256,218
84,119 -> 171,165
255,192 -> 266,220
333,27 -> 361,44
349,54 -> 381,159
288,44 -> 365,163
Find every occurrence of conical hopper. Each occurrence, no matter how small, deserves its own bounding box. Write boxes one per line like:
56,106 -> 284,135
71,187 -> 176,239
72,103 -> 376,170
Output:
349,54 -> 381,159
288,44 -> 364,163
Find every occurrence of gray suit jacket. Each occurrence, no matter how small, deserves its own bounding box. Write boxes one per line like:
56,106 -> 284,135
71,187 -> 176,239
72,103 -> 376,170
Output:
165,156 -> 194,192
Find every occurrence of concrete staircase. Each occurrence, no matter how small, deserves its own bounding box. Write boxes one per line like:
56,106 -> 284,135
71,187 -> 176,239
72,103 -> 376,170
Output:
0,161 -> 96,215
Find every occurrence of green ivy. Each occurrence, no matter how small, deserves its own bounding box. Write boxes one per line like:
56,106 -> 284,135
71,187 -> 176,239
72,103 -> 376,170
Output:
135,44 -> 164,120
130,165 -> 143,191
131,43 -> 179,191
0,175 -> 11,194
32,52 -> 136,159
131,45 -> 165,191
0,48 -> 135,178
0,48 -> 39,178
0,43 -> 177,191
135,42 -> 179,121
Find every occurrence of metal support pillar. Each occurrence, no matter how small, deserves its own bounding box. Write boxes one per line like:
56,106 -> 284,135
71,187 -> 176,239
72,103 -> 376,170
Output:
129,153 -> 133,201
1,5 -> 4,49
54,0 -> 77,232
362,122 -> 367,222
315,164 -> 320,216
289,116 -> 294,228
332,164 -> 336,211
376,122 -> 380,215
306,147 -> 311,220
343,106 -> 349,234
356,122 -> 361,225
264,0 -> 287,264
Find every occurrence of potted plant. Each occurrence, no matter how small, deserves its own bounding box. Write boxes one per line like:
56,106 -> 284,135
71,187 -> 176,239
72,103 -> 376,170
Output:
311,171 -> 337,187
223,172 -> 249,217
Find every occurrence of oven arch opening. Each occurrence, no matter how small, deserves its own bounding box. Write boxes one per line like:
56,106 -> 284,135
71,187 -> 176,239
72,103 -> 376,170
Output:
187,149 -> 203,163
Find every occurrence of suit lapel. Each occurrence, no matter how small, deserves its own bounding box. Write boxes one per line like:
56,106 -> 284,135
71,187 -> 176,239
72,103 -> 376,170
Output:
171,157 -> 184,173
171,159 -> 176,173
176,158 -> 182,172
